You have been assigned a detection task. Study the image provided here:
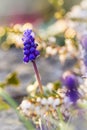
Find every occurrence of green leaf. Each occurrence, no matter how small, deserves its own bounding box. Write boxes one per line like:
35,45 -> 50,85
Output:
56,35 -> 65,46
0,82 -> 6,88
53,81 -> 61,90
6,72 -> 20,86
0,33 -> 7,44
0,98 -> 10,110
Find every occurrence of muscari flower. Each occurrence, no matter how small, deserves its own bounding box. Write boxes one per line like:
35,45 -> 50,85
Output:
22,29 -> 43,94
22,29 -> 40,63
63,72 -> 79,103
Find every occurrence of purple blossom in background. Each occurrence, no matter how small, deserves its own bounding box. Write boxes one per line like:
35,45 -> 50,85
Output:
66,89 -> 79,103
64,74 -> 79,90
63,73 -> 79,103
22,29 -> 40,63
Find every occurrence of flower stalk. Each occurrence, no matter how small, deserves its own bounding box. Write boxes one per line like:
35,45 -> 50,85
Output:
32,61 -> 43,94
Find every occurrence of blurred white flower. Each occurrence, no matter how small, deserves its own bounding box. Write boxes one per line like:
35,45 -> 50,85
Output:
53,98 -> 60,108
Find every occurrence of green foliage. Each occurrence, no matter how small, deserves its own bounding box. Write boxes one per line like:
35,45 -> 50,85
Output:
53,81 -> 61,90
0,98 -> 10,110
48,0 -> 64,8
56,35 -> 65,46
0,82 -> 6,88
0,33 -> 7,45
6,72 -> 20,86
0,72 -> 20,88
0,72 -> 20,110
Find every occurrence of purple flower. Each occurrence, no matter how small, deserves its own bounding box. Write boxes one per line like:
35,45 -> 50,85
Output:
22,29 -> 40,63
64,74 -> 79,90
63,72 -> 79,103
66,89 -> 79,103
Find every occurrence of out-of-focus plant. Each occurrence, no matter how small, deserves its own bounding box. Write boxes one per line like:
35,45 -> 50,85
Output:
0,72 -> 20,88
0,23 -> 33,49
0,72 -> 20,110
47,0 -> 65,19
38,19 -> 79,65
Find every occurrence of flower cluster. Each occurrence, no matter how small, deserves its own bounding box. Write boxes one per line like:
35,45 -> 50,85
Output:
19,97 -> 62,122
22,29 -> 40,63
63,72 -> 79,103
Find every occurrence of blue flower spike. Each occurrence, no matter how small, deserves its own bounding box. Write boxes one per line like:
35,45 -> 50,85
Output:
22,29 -> 43,94
22,29 -> 40,63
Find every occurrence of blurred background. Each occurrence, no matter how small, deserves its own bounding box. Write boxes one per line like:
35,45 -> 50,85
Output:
0,0 -> 81,24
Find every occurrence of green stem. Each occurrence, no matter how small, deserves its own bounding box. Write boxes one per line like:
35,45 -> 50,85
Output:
32,61 -> 43,94
0,89 -> 35,130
